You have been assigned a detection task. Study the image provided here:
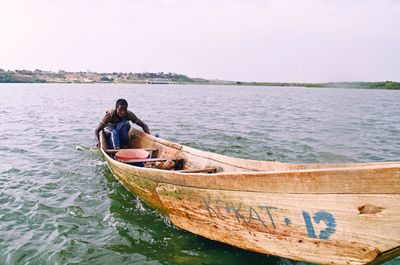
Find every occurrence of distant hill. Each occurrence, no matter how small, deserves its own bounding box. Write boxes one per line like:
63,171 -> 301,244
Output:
0,69 -> 399,89
0,69 -> 210,84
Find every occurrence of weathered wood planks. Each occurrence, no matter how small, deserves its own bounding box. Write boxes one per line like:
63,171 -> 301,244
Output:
99,129 -> 400,265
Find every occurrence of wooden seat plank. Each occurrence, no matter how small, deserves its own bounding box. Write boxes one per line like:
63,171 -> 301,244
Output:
177,167 -> 217,173
117,157 -> 181,164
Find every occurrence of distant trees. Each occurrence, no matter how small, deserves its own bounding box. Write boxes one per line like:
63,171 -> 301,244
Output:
16,69 -> 34,75
0,73 -> 16,82
134,72 -> 193,82
0,73 -> 45,83
383,82 -> 399,89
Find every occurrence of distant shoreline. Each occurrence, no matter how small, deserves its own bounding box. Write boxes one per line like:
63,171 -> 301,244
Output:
1,69 -> 399,89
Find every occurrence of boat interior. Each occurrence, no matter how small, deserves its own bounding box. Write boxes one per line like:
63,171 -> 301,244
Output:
100,129 -> 398,174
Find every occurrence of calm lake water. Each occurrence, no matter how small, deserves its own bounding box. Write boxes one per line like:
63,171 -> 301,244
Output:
0,84 -> 399,265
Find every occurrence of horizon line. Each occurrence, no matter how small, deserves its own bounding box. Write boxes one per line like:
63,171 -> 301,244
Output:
0,68 -> 398,84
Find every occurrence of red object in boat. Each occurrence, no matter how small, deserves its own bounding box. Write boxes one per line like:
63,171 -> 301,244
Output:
115,149 -> 149,161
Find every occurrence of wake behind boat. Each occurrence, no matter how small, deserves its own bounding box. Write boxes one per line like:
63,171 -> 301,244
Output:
99,128 -> 400,265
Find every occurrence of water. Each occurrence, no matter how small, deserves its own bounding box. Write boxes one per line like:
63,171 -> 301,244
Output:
0,84 -> 399,265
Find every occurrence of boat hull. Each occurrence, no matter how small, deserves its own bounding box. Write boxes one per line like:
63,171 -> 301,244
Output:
100,130 -> 400,265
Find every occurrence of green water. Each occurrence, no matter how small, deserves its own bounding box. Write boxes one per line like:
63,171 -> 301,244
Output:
0,84 -> 399,265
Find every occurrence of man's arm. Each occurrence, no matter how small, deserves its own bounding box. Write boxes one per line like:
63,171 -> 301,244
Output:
136,119 -> 151,134
94,123 -> 106,147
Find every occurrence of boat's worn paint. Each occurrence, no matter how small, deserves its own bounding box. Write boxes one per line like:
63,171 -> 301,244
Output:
100,129 -> 400,265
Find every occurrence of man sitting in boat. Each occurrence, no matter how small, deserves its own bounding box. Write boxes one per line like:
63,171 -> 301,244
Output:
95,98 -> 151,149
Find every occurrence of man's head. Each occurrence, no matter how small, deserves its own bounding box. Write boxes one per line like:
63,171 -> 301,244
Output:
115,98 -> 128,117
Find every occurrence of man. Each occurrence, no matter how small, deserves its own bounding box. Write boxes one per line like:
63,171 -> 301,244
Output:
95,99 -> 151,149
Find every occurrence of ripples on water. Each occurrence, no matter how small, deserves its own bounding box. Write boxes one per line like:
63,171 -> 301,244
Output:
0,84 -> 399,265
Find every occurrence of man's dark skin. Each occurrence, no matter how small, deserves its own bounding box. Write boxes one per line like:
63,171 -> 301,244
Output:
95,105 -> 150,148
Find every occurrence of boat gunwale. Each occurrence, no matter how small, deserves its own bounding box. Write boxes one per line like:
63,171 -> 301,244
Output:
103,147 -> 400,176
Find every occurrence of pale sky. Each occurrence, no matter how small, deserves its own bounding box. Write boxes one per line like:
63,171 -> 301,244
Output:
1,0 -> 399,82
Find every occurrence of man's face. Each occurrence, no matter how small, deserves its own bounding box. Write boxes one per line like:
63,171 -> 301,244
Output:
116,105 -> 128,117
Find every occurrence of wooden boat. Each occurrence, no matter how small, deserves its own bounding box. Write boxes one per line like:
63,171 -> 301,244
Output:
99,128 -> 400,265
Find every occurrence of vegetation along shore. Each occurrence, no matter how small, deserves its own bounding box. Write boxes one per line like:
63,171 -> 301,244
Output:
0,69 -> 399,89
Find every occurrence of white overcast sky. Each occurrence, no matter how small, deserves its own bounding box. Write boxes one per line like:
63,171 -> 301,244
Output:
1,0 -> 399,82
